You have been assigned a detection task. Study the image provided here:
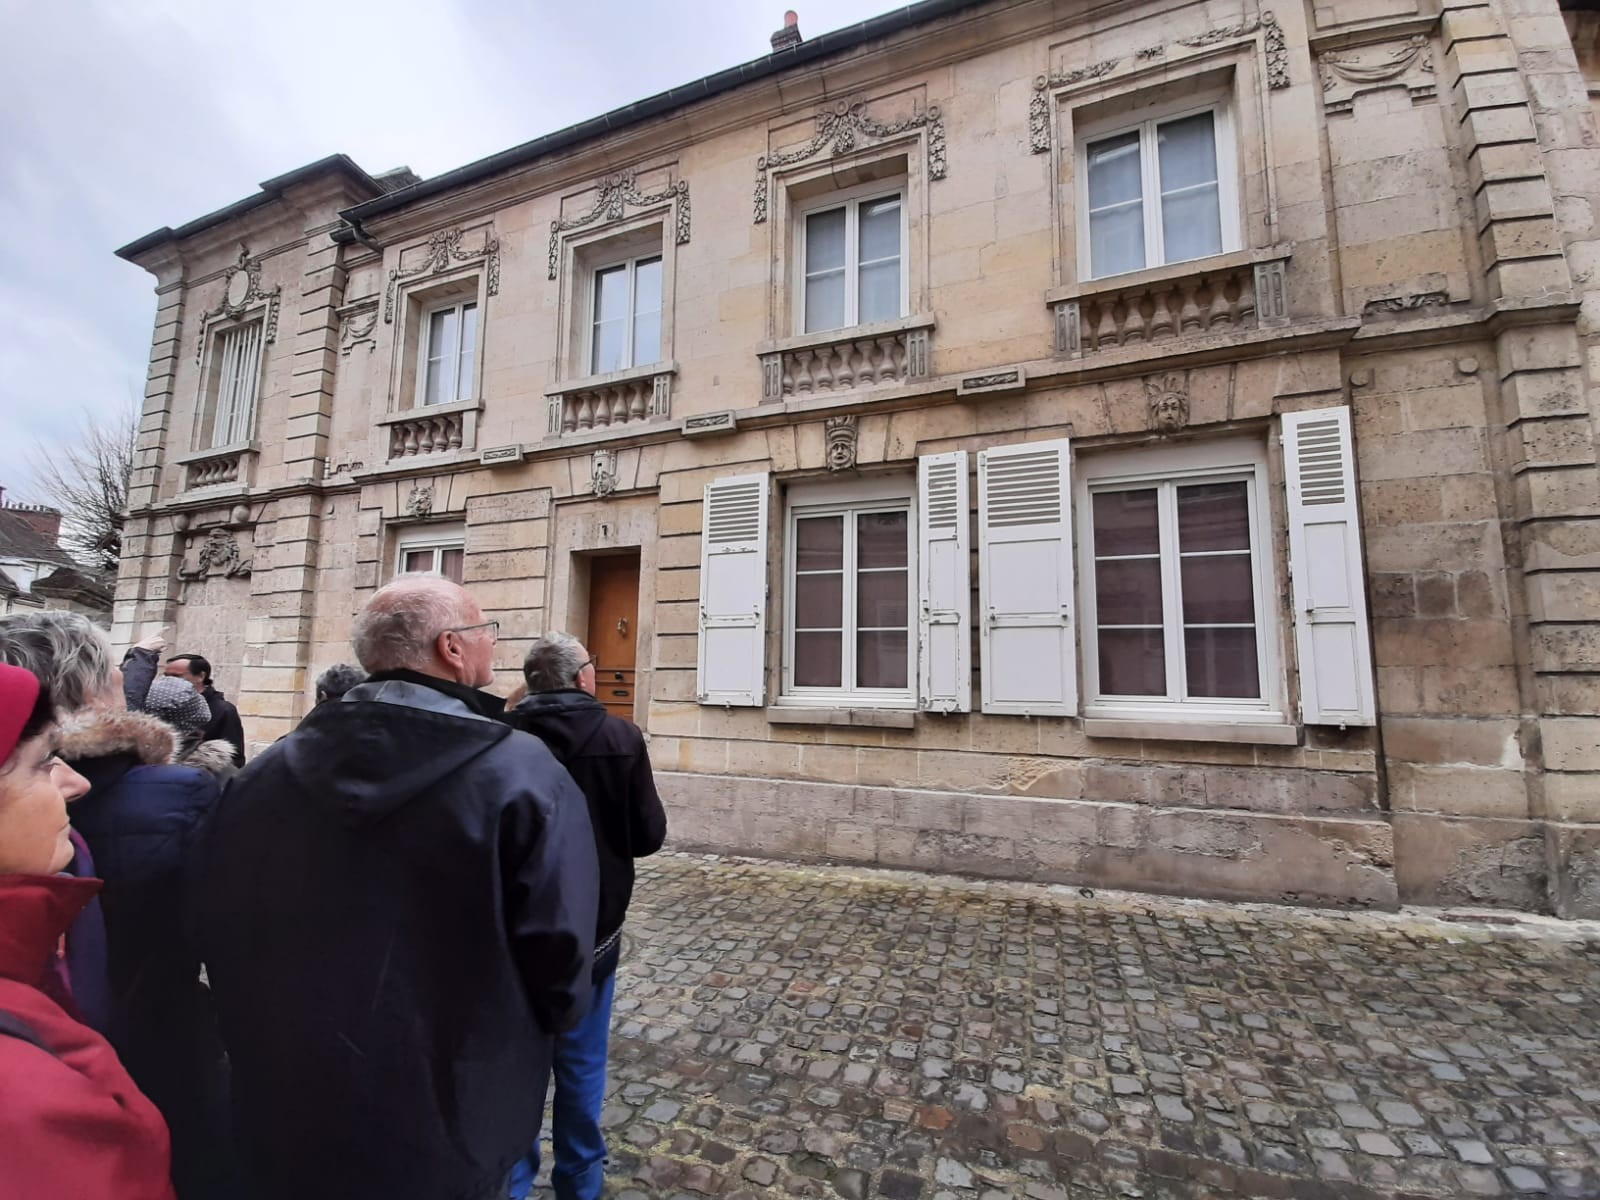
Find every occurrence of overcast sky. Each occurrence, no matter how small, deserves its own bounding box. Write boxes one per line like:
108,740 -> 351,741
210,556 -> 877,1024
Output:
0,0 -> 905,506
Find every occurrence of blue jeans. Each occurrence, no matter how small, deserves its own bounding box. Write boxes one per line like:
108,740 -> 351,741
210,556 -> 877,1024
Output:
507,970 -> 615,1200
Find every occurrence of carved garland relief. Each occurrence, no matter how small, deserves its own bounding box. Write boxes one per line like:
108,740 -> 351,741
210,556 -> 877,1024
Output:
753,100 -> 947,224
384,227 -> 501,323
547,172 -> 691,281
1318,35 -> 1435,115
338,302 -> 379,356
194,245 -> 281,362
1029,14 -> 1288,153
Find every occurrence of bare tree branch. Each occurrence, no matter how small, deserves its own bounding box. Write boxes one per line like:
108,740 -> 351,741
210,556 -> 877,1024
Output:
26,400 -> 139,574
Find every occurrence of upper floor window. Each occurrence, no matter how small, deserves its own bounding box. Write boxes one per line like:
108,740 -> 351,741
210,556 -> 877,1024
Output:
800,188 -> 905,334
590,254 -> 662,374
206,320 -> 263,447
1081,106 -> 1234,279
419,300 -> 477,407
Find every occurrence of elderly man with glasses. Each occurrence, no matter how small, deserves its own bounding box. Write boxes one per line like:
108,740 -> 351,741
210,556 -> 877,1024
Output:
192,575 -> 599,1200
501,630 -> 667,1200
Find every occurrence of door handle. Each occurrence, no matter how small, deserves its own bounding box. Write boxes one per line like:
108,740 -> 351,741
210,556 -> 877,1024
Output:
616,618 -> 629,637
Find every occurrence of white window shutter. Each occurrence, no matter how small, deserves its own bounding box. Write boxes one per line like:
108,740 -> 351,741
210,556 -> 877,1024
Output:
918,451 -> 971,713
978,439 -> 1076,716
697,472 -> 770,706
1283,407 -> 1376,726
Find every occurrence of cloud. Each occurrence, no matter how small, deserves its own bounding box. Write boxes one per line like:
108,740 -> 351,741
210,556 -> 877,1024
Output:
0,0 -> 902,503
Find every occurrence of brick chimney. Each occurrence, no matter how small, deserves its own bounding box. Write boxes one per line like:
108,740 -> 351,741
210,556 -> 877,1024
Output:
3,502 -> 63,543
771,9 -> 802,51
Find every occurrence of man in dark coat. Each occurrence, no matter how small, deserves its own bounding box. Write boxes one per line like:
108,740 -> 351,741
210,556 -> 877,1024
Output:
162,653 -> 245,766
500,631 -> 667,1200
194,577 -> 599,1200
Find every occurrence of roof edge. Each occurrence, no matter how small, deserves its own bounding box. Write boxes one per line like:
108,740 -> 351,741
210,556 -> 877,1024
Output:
116,153 -> 385,263
342,0 -> 986,228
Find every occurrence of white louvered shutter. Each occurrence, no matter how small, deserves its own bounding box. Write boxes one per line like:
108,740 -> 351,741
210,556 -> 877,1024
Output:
1283,407 -> 1375,726
696,472 -> 770,706
978,439 -> 1076,716
918,451 -> 971,713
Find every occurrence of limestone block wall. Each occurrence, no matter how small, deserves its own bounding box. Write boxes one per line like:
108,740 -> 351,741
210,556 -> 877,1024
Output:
110,0 -> 1600,914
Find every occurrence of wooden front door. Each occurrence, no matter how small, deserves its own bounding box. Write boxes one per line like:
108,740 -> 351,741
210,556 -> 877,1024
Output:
586,553 -> 640,722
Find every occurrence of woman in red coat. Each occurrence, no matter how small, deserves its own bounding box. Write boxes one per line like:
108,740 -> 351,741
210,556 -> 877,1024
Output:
0,661 -> 176,1200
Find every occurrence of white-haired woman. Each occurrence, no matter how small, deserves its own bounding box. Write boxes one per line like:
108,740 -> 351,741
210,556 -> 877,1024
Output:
0,611 -> 235,1198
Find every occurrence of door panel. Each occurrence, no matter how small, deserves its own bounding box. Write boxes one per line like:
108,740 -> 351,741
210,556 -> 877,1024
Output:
587,554 -> 640,722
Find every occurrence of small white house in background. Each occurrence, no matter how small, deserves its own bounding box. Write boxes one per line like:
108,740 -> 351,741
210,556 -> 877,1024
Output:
0,499 -> 113,624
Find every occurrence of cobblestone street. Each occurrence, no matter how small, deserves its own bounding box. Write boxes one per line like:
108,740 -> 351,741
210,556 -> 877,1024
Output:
562,854 -> 1600,1199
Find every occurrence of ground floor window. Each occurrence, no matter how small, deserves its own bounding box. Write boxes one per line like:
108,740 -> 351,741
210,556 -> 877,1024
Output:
1079,440 -> 1280,720
784,483 -> 914,703
395,524 -> 465,584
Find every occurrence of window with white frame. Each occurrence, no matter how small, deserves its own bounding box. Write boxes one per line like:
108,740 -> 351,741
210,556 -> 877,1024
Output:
417,300 -> 477,407
206,320 -> 263,447
1078,441 -> 1280,719
799,187 -> 906,334
1080,105 -> 1236,279
395,525 -> 465,584
784,483 -> 914,702
590,254 -> 662,374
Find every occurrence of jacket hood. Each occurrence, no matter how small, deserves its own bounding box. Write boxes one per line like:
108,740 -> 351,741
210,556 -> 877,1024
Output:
507,689 -> 608,759
0,873 -> 101,985
57,708 -> 176,767
180,739 -> 237,781
280,677 -> 512,826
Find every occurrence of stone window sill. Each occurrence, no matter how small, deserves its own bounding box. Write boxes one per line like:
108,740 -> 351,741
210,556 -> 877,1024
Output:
1082,717 -> 1299,746
767,706 -> 916,730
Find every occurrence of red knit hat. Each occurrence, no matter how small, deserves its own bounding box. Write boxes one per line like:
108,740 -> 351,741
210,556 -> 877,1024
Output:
0,662 -> 43,766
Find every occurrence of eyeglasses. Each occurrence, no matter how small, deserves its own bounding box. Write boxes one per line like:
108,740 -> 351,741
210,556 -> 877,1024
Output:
445,620 -> 499,643
579,655 -> 599,671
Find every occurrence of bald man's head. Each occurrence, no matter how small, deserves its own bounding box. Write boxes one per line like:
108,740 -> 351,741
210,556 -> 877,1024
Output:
351,576 -> 492,686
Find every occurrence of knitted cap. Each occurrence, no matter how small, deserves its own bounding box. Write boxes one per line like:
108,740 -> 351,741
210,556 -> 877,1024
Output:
0,662 -> 42,766
144,676 -> 211,737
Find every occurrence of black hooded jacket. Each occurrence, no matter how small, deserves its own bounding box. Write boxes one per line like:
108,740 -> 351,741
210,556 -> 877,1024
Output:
501,689 -> 666,967
193,671 -> 599,1200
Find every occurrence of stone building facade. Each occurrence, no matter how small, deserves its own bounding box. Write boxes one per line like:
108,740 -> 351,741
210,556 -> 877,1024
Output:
116,0 -> 1600,914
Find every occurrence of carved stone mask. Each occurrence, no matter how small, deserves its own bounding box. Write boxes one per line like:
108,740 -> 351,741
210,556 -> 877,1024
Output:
1145,372 -> 1190,434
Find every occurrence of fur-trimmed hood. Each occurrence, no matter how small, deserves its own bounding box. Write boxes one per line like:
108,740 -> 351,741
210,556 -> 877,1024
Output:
179,738 -> 238,783
57,708 -> 176,767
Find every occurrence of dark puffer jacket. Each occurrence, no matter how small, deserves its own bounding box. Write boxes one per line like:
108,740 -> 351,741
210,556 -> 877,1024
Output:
59,707 -> 235,1199
501,688 -> 667,972
194,670 -> 599,1200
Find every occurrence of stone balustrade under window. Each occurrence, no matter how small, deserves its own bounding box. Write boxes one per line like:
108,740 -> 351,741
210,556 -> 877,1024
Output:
1049,250 -> 1291,358
377,399 -> 482,461
176,443 -> 257,492
758,314 -> 934,402
545,363 -> 675,437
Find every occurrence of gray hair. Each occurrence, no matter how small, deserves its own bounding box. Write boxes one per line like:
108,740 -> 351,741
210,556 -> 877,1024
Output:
315,663 -> 366,702
0,611 -> 117,713
523,631 -> 588,693
350,575 -> 471,673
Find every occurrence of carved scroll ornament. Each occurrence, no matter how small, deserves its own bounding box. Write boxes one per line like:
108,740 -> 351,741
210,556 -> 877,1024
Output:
384,227 -> 501,323
195,245 -> 281,362
548,173 -> 691,280
1029,13 -> 1288,153
754,100 -> 946,223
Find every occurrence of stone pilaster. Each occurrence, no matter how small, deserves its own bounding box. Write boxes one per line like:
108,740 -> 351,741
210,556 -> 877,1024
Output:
1449,0 -> 1600,913
114,258 -> 188,650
